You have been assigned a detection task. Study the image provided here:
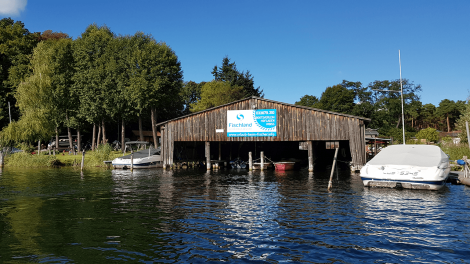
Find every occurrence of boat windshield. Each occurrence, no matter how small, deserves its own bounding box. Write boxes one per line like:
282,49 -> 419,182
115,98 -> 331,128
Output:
120,148 -> 160,160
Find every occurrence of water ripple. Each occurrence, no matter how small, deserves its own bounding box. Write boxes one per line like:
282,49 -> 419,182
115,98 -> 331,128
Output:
0,168 -> 469,263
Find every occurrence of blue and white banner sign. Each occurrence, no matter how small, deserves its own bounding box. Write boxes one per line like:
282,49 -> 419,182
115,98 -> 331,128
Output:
227,109 -> 277,137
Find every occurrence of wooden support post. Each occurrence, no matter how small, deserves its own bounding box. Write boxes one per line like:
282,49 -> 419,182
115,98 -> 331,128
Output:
205,142 -> 211,170
260,151 -> 264,171
466,121 -> 470,150
465,156 -> 468,178
218,142 -> 222,161
328,148 -> 339,191
374,138 -> 377,157
230,142 -> 232,161
308,141 -> 314,172
161,127 -> 166,170
81,150 -> 85,171
249,151 -> 253,171
38,140 -> 40,155
130,149 -> 134,171
53,147 -> 56,156
0,151 -> 3,168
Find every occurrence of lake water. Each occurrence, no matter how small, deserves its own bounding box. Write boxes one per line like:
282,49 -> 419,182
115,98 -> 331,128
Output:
0,167 -> 469,263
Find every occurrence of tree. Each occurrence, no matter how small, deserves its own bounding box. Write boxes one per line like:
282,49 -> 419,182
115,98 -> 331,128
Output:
0,18 -> 39,128
437,99 -> 457,132
421,103 -> 437,129
407,100 -> 422,130
367,79 -> 421,130
295,95 -> 319,108
72,24 -> 115,149
181,81 -> 205,115
190,80 -> 244,112
212,56 -> 263,97
38,30 -> 70,41
125,32 -> 183,147
0,41 -> 63,144
316,84 -> 355,113
436,99 -> 466,132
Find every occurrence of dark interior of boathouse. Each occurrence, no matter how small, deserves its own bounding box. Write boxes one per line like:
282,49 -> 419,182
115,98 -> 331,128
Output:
157,96 -> 370,171
172,140 -> 353,169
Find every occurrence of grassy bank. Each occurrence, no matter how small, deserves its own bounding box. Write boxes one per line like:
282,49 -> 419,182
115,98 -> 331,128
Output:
439,143 -> 470,161
4,144 -> 125,168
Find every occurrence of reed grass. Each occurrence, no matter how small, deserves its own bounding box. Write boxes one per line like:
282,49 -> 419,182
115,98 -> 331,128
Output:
5,152 -> 59,167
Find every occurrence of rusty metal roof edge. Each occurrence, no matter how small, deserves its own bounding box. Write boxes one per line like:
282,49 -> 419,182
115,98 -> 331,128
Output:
156,96 -> 371,126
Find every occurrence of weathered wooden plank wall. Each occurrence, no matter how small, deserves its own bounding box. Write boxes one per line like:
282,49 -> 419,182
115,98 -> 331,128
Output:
160,97 -> 368,166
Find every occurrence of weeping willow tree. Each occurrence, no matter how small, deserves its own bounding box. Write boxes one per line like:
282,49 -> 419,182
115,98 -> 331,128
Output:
0,38 -> 74,146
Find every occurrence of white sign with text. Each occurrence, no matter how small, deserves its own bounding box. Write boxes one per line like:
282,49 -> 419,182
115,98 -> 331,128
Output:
227,109 -> 277,137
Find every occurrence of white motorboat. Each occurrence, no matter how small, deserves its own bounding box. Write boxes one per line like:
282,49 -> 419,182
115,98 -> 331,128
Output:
360,145 -> 450,190
112,141 -> 162,169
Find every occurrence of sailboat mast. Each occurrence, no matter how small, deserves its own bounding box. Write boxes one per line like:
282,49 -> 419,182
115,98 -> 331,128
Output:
399,50 -> 405,145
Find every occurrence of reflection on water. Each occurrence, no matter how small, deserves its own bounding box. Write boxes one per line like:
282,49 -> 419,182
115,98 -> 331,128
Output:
0,167 -> 469,263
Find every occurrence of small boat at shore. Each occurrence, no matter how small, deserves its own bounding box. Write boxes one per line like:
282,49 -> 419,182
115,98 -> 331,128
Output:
253,162 -> 273,170
274,161 -> 296,171
112,141 -> 162,169
360,145 -> 450,190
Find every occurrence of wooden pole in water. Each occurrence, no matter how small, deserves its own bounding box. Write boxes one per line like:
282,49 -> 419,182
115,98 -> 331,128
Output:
308,141 -> 314,172
463,156 -> 468,179
205,142 -> 211,170
130,149 -> 134,171
260,151 -> 264,171
81,150 -> 85,171
466,121 -> 470,150
218,142 -> 222,161
328,148 -> 339,191
249,151 -> 253,171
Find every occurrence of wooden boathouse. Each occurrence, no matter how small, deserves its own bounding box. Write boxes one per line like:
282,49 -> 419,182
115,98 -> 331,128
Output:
157,96 -> 370,171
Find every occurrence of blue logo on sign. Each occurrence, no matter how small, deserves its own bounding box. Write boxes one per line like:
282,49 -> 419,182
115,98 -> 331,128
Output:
237,114 -> 244,120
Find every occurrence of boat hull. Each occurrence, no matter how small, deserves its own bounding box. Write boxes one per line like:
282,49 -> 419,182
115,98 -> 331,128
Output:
253,162 -> 273,170
360,165 -> 450,190
274,162 -> 296,171
112,156 -> 162,169
361,177 -> 447,190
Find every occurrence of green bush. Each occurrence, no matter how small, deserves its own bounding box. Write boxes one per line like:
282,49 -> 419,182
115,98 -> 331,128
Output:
83,144 -> 123,167
416,127 -> 439,143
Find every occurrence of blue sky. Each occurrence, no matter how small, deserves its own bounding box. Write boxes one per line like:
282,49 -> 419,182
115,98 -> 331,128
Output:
1,0 -> 469,106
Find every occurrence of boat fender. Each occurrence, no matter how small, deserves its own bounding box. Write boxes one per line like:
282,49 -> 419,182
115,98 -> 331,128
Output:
457,159 -> 466,165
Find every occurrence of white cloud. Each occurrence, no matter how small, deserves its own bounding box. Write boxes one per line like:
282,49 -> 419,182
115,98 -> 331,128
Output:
0,0 -> 27,16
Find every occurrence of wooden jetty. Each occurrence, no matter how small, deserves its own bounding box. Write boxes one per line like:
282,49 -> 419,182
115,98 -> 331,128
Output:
456,157 -> 470,186
156,96 -> 370,171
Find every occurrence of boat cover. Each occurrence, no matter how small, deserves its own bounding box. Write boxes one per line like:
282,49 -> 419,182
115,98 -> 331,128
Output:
120,149 -> 160,160
367,145 -> 448,167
